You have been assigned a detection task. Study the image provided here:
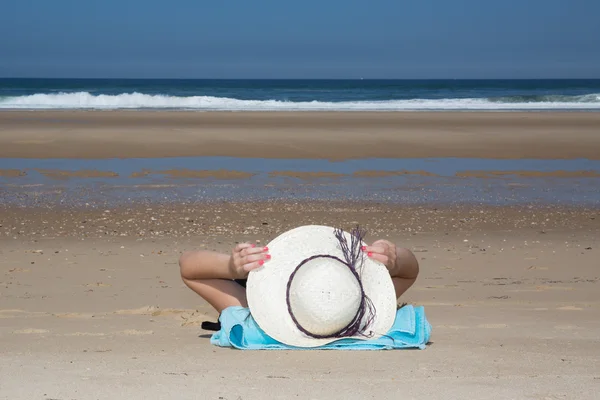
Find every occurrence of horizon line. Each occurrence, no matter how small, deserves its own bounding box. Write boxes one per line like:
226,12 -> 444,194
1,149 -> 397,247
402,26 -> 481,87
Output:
2,76 -> 600,81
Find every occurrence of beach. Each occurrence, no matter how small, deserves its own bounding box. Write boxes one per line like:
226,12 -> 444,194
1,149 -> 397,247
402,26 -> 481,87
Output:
1,111 -> 600,160
1,111 -> 600,399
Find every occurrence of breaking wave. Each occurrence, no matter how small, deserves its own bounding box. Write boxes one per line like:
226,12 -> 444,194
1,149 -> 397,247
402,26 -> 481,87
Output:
1,91 -> 599,110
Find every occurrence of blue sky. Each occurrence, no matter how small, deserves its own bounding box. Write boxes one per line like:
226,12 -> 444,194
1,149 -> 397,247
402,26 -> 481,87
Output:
1,0 -> 599,79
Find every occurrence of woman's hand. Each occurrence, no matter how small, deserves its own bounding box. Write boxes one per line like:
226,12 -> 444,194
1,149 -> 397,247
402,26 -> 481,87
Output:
228,243 -> 271,279
362,239 -> 398,274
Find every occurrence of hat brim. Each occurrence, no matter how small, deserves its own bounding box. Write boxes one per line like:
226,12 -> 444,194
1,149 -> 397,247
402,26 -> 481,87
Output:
246,225 -> 397,348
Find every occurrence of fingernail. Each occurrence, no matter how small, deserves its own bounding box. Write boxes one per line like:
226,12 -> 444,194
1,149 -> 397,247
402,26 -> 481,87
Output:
367,252 -> 372,257
265,254 -> 271,260
263,246 -> 269,251
251,244 -> 256,248
259,260 -> 264,265
361,246 -> 366,251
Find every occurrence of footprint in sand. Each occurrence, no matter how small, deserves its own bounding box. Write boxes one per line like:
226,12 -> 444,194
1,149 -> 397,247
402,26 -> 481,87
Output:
179,311 -> 214,327
151,308 -> 191,317
13,328 -> 49,334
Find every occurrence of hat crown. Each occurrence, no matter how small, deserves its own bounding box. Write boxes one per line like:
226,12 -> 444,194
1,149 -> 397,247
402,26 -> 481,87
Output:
246,225 -> 397,348
288,256 -> 362,337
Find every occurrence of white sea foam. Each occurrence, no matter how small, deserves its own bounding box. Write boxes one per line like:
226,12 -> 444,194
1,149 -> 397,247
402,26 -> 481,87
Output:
1,91 -> 599,111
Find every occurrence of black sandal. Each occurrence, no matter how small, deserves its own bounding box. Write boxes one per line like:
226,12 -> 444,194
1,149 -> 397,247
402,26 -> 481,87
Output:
201,319 -> 221,331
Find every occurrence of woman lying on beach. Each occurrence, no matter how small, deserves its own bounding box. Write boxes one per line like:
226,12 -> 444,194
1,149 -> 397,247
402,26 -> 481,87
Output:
179,237 -> 420,314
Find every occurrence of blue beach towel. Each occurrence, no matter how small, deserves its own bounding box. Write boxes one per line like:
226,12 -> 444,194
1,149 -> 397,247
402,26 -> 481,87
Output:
210,305 -> 431,350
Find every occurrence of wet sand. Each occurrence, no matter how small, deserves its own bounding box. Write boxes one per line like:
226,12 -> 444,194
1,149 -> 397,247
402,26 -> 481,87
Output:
269,170 -> 347,179
34,168 -> 119,180
129,168 -> 256,179
1,111 -> 600,160
353,169 -> 440,177
0,169 -> 26,177
456,170 -> 600,178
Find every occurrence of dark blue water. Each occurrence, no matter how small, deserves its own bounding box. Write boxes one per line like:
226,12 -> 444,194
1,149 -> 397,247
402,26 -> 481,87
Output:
1,78 -> 599,110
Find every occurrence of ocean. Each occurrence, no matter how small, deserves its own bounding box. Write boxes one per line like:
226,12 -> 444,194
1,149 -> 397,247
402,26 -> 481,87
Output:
1,78 -> 599,111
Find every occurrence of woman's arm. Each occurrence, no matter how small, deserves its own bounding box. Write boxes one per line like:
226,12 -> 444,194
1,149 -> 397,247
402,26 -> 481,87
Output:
179,250 -> 236,280
179,243 -> 270,281
388,246 -> 420,300
179,244 -> 270,312
363,240 -> 420,299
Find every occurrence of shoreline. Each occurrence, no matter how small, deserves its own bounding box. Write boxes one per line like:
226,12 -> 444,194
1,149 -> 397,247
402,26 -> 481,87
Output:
2,155 -> 599,208
1,111 -> 599,160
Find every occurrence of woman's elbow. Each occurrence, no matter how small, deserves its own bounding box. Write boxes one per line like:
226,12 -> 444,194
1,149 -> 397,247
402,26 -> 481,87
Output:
179,251 -> 196,281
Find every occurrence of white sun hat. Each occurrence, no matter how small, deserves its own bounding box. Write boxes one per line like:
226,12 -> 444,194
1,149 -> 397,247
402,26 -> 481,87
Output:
246,225 -> 397,348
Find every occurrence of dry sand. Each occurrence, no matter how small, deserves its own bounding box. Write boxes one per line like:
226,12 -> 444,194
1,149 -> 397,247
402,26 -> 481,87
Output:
1,111 -> 600,160
1,202 -> 599,399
